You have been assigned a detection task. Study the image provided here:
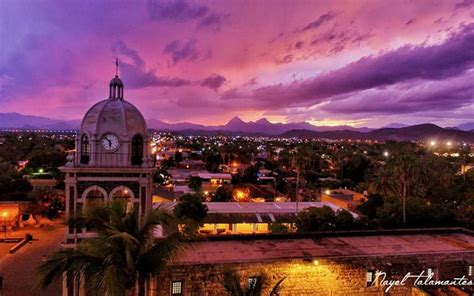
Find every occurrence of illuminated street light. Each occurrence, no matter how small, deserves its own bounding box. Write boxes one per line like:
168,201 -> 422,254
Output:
325,190 -> 331,195
429,140 -> 436,147
383,151 -> 389,157
38,168 -> 44,173
446,141 -> 452,147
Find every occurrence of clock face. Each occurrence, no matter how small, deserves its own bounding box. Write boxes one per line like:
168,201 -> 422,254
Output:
101,134 -> 120,151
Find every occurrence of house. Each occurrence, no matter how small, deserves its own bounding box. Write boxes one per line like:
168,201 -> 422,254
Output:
177,159 -> 206,170
233,183 -> 285,202
320,188 -> 367,211
191,172 -> 232,193
155,201 -> 357,236
152,187 -> 176,203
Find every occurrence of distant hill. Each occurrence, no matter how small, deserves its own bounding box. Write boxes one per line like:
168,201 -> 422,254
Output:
0,112 -> 80,130
382,123 -> 408,128
2,113 -> 474,142
148,116 -> 372,135
282,123 -> 474,142
456,122 -> 474,131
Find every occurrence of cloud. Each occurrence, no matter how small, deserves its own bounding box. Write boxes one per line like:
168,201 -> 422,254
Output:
294,41 -> 304,49
310,26 -> 373,54
247,23 -> 474,109
112,41 -> 190,88
302,11 -> 336,31
277,54 -> 294,64
201,74 -> 226,90
147,0 -> 226,30
320,74 -> 474,115
147,0 -> 208,22
198,13 -> 226,31
163,39 -> 202,65
455,0 -> 474,10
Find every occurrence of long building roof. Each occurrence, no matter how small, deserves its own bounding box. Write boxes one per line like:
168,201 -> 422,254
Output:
170,228 -> 474,265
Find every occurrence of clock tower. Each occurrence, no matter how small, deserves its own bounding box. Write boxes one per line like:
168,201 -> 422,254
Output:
60,72 -> 154,244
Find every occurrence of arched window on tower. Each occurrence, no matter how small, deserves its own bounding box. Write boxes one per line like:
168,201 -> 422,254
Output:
80,134 -> 90,164
131,134 -> 143,165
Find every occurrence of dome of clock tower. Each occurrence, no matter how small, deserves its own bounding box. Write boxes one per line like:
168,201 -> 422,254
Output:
80,96 -> 147,138
75,73 -> 151,168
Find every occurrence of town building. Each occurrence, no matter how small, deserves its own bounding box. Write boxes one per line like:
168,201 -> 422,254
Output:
156,201 -> 356,235
320,188 -> 368,211
152,228 -> 474,295
60,73 -> 154,244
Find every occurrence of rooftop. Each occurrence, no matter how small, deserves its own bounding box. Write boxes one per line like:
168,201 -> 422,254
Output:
156,201 -> 355,215
171,228 -> 474,265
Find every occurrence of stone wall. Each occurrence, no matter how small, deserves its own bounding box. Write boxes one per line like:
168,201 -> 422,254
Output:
151,254 -> 474,296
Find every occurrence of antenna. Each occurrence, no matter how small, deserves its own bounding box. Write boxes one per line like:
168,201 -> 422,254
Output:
115,57 -> 119,76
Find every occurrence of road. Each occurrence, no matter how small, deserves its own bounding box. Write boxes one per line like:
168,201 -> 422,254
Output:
0,222 -> 65,296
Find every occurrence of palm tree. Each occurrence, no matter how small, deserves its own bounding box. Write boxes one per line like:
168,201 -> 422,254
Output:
370,166 -> 400,198
290,146 -> 313,212
36,199 -> 180,296
391,152 -> 424,224
222,269 -> 285,296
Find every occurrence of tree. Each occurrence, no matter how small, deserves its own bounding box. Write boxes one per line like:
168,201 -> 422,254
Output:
0,162 -> 32,200
188,176 -> 203,193
174,193 -> 208,234
296,206 -> 336,232
241,165 -> 259,184
334,209 -> 355,230
222,268 -> 285,296
370,149 -> 427,224
28,188 -> 65,219
36,200 -> 180,296
205,153 -> 222,172
269,223 -> 290,234
212,185 -> 233,202
153,169 -> 171,186
357,194 -> 384,220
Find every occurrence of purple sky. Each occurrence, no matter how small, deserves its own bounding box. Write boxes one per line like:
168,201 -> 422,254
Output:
0,0 -> 473,127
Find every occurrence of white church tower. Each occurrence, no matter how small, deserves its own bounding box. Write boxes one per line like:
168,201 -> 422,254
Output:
60,67 -> 154,244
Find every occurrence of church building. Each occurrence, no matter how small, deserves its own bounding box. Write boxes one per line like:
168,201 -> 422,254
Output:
60,72 -> 154,244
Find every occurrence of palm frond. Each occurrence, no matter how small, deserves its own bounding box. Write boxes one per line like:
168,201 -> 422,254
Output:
138,234 -> 181,275
222,269 -> 243,296
269,277 -> 286,296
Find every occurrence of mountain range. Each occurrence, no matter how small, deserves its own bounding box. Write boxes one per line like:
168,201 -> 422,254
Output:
1,112 -> 474,142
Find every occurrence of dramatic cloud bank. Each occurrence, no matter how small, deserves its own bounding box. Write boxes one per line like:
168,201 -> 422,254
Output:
0,0 -> 473,126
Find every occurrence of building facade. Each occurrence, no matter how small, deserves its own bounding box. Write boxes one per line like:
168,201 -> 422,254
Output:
60,74 -> 154,244
152,229 -> 474,296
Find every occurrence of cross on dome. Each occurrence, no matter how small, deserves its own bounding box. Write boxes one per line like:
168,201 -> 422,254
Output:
109,58 -> 124,100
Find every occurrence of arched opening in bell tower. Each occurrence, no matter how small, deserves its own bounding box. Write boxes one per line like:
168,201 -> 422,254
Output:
80,134 -> 90,164
131,134 -> 144,165
84,188 -> 106,208
110,186 -> 134,212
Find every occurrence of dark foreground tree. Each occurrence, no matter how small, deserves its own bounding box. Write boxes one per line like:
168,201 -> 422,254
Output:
36,200 -> 181,296
174,193 -> 208,235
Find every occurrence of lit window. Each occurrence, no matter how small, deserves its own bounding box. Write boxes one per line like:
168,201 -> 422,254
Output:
366,270 -> 375,287
469,265 -> 473,277
248,277 -> 259,289
171,281 -> 182,295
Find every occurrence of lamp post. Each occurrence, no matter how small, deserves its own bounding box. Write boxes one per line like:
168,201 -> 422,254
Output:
2,212 -> 7,240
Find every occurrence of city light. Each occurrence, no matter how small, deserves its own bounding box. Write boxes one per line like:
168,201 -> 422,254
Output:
446,141 -> 452,147
325,190 -> 331,195
430,140 -> 436,147
383,151 -> 389,157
